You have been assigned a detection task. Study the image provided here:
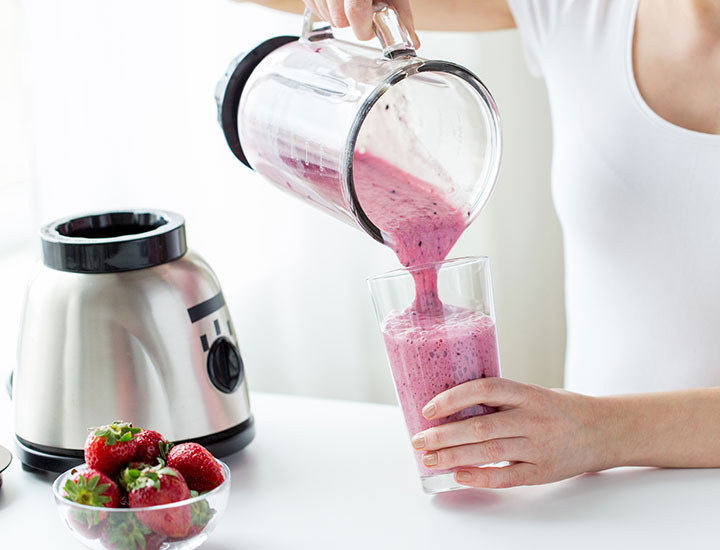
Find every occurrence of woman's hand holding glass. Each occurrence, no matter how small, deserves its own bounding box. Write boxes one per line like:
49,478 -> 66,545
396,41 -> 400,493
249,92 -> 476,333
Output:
412,377 -> 616,488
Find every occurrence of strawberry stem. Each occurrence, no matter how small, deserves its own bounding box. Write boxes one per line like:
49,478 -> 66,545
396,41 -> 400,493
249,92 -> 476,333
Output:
91,421 -> 141,446
63,474 -> 112,507
120,463 -> 178,492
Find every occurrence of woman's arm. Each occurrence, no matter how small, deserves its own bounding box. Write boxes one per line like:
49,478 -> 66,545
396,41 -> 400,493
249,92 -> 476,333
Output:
242,0 -> 304,14
413,378 -> 720,488
602,387 -> 720,469
236,0 -> 516,34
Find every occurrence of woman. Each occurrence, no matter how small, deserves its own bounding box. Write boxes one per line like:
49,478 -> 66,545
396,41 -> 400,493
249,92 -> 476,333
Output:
250,0 -> 720,488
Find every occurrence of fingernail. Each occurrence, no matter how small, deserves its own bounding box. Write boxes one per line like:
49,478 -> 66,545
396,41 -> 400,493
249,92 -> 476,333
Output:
456,470 -> 472,482
422,402 -> 436,419
411,434 -> 425,449
422,452 -> 438,466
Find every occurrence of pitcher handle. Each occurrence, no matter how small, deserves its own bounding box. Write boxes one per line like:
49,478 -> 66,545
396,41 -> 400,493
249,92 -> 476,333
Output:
372,1 -> 416,58
301,2 -> 416,59
301,7 -> 334,42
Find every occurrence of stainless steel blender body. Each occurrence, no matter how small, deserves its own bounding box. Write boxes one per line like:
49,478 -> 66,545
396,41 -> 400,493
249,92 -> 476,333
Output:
13,210 -> 254,472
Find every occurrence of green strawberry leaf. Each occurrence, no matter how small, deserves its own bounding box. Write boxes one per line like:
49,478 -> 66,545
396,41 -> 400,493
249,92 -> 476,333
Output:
71,507 -> 102,530
158,440 -> 174,462
190,497 -> 216,530
134,530 -> 146,550
63,473 -> 113,507
122,464 -> 168,492
92,421 -> 140,446
156,467 -> 177,478
103,515 -> 150,550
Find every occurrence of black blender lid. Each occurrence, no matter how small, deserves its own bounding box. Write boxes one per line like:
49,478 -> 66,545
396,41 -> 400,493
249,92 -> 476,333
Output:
40,210 -> 187,274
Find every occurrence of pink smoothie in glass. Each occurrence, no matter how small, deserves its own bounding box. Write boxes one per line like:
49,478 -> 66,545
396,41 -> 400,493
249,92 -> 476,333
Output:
381,305 -> 500,475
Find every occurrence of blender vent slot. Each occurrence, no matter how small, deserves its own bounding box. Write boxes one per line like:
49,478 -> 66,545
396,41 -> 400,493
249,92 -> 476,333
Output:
188,292 -> 226,323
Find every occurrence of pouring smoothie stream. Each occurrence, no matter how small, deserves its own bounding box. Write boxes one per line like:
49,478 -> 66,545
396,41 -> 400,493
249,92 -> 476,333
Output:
352,151 -> 501,484
264,145 -> 502,486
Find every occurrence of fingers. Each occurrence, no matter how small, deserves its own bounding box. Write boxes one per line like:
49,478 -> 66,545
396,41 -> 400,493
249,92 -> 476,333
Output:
412,410 -> 525,451
303,0 -> 330,23
421,437 -> 530,470
327,1 -> 350,27
423,378 -> 531,419
307,0 -> 332,23
306,0 -> 418,47
454,462 -> 538,489
389,0 -> 420,48
344,0 -> 375,40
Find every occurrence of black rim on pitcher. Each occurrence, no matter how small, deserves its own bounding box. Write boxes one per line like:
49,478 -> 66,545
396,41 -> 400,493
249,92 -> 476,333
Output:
343,60 -> 502,244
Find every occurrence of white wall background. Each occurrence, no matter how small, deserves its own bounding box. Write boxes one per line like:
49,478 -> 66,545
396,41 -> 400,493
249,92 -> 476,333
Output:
0,0 -> 565,405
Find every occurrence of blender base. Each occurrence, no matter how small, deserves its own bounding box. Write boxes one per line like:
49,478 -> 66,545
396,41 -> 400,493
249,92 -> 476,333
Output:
15,415 -> 256,473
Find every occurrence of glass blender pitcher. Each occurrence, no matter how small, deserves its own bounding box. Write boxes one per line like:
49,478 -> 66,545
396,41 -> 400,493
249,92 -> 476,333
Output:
215,1 -> 502,244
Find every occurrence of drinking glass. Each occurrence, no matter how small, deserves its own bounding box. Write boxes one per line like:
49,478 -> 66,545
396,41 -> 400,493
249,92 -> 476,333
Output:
368,257 -> 502,493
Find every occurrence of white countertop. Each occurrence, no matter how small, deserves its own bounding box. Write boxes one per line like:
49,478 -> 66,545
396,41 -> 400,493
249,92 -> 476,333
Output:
1,391 -> 719,549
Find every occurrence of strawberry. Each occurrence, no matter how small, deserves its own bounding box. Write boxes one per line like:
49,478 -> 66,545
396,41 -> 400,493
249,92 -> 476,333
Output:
117,462 -> 150,508
187,490 -> 215,536
166,443 -> 224,493
63,468 -> 121,509
143,532 -> 168,550
85,421 -> 141,477
122,464 -> 191,538
132,430 -> 168,465
169,490 -> 216,541
100,514 -> 151,550
69,514 -> 104,540
63,469 -> 121,538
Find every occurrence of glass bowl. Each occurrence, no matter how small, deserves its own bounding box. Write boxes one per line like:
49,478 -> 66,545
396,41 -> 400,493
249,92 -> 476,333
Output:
52,461 -> 231,550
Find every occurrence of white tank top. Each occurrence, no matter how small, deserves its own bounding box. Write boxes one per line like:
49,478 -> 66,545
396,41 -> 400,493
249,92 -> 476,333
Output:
507,0 -> 720,395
